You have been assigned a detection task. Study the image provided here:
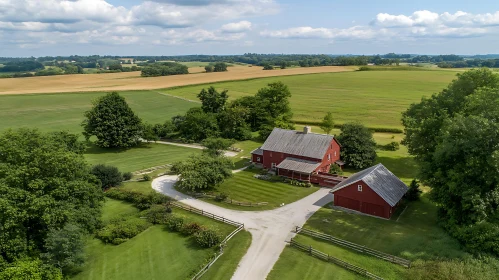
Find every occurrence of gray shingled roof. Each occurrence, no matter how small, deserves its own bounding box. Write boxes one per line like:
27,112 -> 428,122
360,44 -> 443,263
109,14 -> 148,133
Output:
260,128 -> 335,160
276,157 -> 321,174
251,148 -> 263,155
331,163 -> 408,207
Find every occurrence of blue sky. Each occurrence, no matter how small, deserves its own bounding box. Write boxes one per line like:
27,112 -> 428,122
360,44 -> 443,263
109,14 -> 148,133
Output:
1,0 -> 499,56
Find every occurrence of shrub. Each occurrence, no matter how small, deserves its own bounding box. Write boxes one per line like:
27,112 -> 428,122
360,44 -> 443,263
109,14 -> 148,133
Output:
123,172 -> 133,181
91,164 -> 123,190
329,164 -> 344,175
96,218 -> 152,244
405,179 -> 422,201
145,205 -> 172,224
384,141 -> 400,151
263,64 -> 274,70
205,65 -> 214,72
215,193 -> 228,202
142,174 -> 152,181
195,228 -> 222,248
165,215 -> 184,231
180,222 -> 204,236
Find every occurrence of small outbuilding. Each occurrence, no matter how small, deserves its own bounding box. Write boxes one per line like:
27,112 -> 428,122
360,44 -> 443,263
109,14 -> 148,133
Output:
330,163 -> 408,219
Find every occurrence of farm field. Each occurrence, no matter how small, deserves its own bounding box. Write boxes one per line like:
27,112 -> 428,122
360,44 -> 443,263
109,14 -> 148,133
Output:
160,70 -> 459,129
0,91 -> 196,134
72,198 -> 251,280
0,65 -> 352,95
269,197 -> 499,280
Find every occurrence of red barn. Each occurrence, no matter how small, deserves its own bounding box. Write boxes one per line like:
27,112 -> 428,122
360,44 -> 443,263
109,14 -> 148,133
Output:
330,164 -> 408,219
251,127 -> 343,182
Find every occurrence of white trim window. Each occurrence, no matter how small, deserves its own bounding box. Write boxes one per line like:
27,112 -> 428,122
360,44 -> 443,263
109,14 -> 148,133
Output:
358,185 -> 363,192
257,157 -> 261,162
328,154 -> 331,161
334,151 -> 337,157
271,163 -> 276,168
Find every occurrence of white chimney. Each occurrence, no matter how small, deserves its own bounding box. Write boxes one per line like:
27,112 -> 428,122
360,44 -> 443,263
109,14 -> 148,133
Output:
303,126 -> 311,134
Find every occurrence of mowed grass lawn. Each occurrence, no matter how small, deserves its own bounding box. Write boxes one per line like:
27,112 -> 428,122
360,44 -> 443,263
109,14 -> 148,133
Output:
160,70 -> 459,129
0,90 -> 196,133
204,169 -> 319,210
85,143 -> 201,172
269,196 -> 499,280
73,198 -> 251,280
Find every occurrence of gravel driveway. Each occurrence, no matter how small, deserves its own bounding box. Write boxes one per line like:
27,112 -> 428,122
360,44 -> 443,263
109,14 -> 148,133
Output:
152,175 -> 333,280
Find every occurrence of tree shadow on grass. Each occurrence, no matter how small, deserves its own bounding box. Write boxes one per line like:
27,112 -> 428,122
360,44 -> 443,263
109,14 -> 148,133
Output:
84,141 -> 154,155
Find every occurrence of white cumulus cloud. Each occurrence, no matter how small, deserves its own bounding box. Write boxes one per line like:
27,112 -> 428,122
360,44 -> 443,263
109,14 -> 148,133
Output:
221,21 -> 252,33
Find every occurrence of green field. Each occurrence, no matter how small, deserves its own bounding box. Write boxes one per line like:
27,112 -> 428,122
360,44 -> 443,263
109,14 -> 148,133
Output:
0,91 -> 196,134
201,169 -> 319,210
85,143 -> 200,172
72,198 -> 251,280
159,70 -> 458,129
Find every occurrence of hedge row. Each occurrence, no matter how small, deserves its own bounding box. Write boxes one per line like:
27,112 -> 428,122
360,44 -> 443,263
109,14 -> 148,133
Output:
97,217 -> 152,245
144,206 -> 222,248
292,120 -> 403,134
105,188 -> 171,210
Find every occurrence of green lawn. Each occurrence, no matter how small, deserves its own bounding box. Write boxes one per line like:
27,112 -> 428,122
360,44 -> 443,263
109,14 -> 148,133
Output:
73,198 -> 251,280
269,197 -> 499,280
101,198 -> 140,223
203,169 -> 319,210
159,70 -> 459,129
0,90 -> 196,134
84,143 -> 200,172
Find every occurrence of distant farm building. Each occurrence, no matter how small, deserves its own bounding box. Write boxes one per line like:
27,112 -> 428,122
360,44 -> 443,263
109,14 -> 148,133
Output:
251,127 -> 345,187
330,163 -> 408,219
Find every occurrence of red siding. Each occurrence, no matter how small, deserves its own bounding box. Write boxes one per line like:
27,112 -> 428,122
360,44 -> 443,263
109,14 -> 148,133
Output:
317,138 -> 341,173
333,180 -> 393,219
252,154 -> 263,164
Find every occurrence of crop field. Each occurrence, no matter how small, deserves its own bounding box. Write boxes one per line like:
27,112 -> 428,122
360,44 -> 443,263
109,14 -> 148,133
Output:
0,65 -> 352,95
160,70 -> 459,129
72,199 -> 251,280
0,91 -> 196,134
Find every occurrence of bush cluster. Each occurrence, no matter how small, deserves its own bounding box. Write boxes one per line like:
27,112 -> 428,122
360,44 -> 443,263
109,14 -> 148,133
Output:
180,222 -> 205,236
382,141 -> 400,151
96,218 -> 152,245
165,215 -> 185,231
144,205 -> 172,224
141,62 -> 188,77
195,229 -> 223,248
286,179 -> 312,188
215,193 -> 228,202
123,172 -> 133,181
105,188 -> 170,210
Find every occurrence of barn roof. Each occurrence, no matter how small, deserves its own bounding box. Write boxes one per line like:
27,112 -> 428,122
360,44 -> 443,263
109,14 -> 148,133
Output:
260,128 -> 335,160
251,148 -> 263,155
277,157 -> 321,174
331,163 -> 408,207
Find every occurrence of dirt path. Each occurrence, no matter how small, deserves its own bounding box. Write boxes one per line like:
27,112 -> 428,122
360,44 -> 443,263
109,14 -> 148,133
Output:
0,66 -> 354,95
152,175 -> 333,280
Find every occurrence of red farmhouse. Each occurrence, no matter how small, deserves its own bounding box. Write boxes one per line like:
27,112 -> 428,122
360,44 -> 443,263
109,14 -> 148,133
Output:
330,163 -> 408,219
251,127 -> 343,183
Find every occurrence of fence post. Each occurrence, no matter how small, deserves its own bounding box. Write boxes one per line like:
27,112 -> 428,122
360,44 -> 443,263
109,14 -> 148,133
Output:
223,217 -> 225,223
309,246 -> 312,255
296,226 -> 298,233
201,210 -> 203,215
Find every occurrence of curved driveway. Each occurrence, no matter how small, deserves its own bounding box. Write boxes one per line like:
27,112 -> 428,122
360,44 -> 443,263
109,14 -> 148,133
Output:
152,175 -> 333,280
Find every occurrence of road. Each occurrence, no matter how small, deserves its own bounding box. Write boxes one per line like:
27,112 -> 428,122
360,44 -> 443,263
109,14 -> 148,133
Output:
152,175 -> 333,280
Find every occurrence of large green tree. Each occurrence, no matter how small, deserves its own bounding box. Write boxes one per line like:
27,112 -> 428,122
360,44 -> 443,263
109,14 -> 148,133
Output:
336,122 -> 377,169
0,129 -> 103,262
217,106 -> 252,140
202,137 -> 235,157
197,86 -> 229,114
177,107 -> 219,141
171,155 -> 233,192
42,224 -> 85,274
402,68 -> 499,255
82,92 -> 143,148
